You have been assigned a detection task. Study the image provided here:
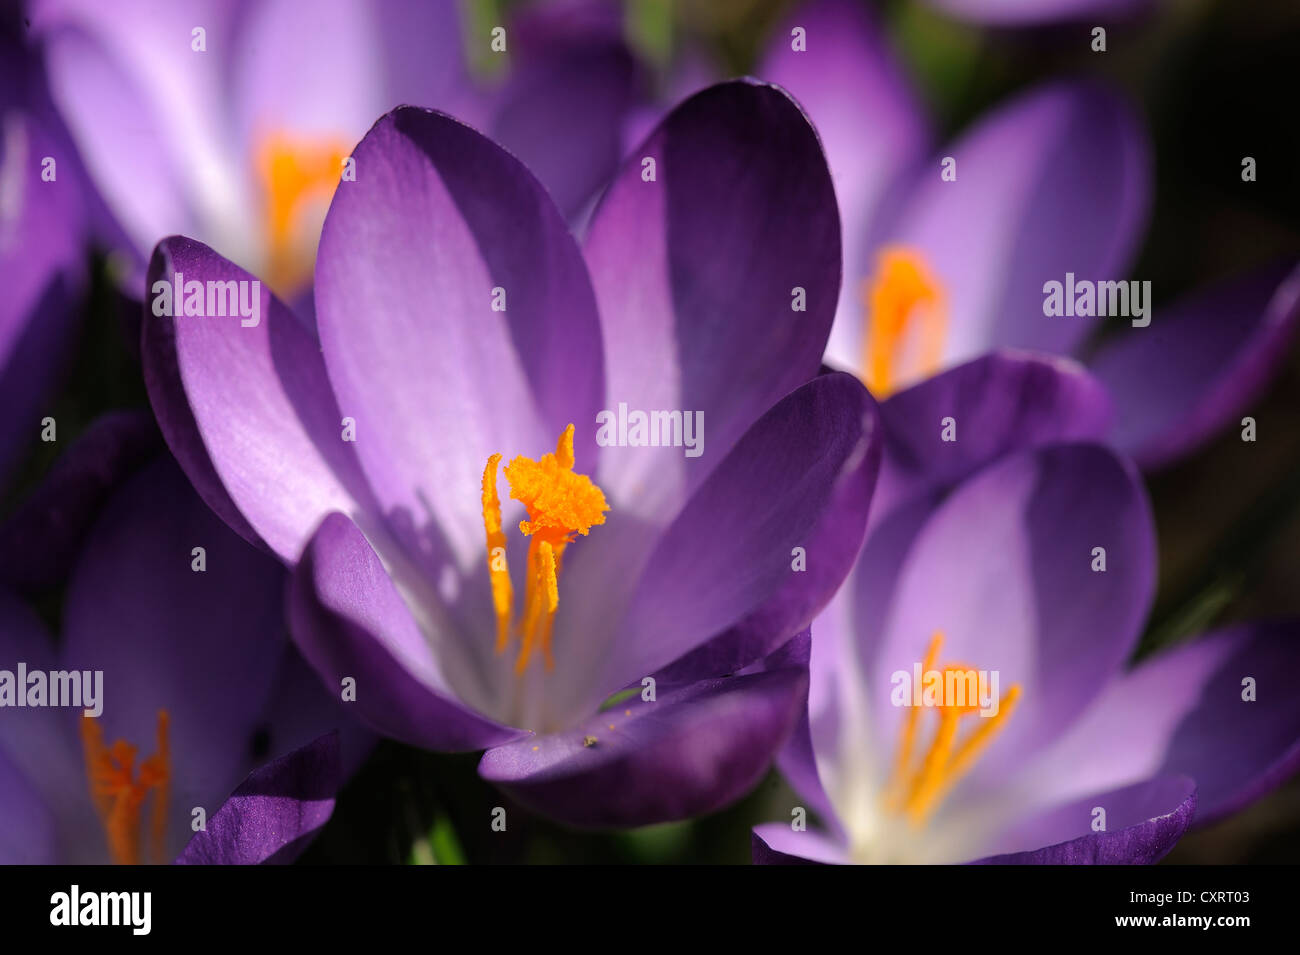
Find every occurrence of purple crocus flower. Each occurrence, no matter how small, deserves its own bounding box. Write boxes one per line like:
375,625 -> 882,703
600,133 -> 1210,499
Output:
138,79 -> 881,828
29,0 -> 642,298
0,414 -> 363,863
753,352 -> 1300,864
29,0 -> 476,297
758,0 -> 1300,470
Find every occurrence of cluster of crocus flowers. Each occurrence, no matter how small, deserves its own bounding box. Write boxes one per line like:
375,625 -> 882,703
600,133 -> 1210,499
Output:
757,0 -> 1300,469
4,0 -> 1296,866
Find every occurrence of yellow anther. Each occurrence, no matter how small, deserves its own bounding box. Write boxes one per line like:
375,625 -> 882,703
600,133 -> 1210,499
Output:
480,425 -> 608,674
860,245 -> 947,397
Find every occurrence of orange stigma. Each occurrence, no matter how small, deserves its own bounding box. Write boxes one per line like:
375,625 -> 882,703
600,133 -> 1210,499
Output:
480,424 -> 609,674
255,131 -> 348,296
885,632 -> 1021,827
80,710 -> 171,865
860,245 -> 947,396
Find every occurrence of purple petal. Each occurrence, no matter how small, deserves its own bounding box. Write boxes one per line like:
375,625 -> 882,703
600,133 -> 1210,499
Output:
230,0 -> 472,156
0,589 -> 85,821
287,511 -> 525,752
874,350 -> 1114,519
142,236 -> 379,563
755,0 -> 930,370
0,410 -> 159,591
751,823 -> 845,865
605,372 -> 878,690
888,82 -> 1149,367
0,65 -> 88,484
1021,620 -> 1300,827
973,776 -> 1195,865
478,633 -> 809,828
313,106 -> 604,582
1089,262 -> 1300,470
657,373 -> 881,683
583,79 -> 840,520
869,443 -> 1155,783
32,0 -> 244,260
0,747 -> 58,864
175,732 -> 340,865
490,24 -> 643,221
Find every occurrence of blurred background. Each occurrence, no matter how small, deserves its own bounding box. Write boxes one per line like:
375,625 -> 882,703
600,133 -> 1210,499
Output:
5,0 -> 1299,863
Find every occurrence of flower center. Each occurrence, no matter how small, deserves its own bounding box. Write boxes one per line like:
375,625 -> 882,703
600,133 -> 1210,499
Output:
80,710 -> 171,865
255,131 -> 348,296
480,424 -> 609,674
884,632 -> 1020,828
860,245 -> 947,396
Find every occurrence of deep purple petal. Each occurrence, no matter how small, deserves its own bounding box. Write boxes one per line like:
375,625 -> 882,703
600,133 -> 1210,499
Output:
287,511 -> 525,752
1022,620 -> 1300,827
490,25 -> 643,222
756,0 -> 930,370
478,633 -> 809,828
175,732 -> 341,865
888,82 -> 1149,368
0,410 -> 159,591
869,443 -> 1155,784
657,372 -> 881,683
1089,261 -> 1300,470
972,776 -> 1195,865
314,106 -> 604,583
584,79 -> 840,520
874,351 -> 1114,520
604,372 -> 878,691
142,236 -> 380,563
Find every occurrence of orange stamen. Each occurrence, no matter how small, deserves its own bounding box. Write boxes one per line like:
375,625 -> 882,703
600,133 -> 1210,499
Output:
860,245 -> 947,397
255,132 -> 348,296
884,631 -> 1021,828
479,424 -> 608,674
80,710 -> 171,865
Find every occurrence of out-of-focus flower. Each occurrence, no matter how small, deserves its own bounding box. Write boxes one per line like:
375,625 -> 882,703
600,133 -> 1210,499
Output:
29,0 -> 476,300
141,81 -> 882,827
0,413 -> 365,863
753,352 -> 1300,864
0,21 -> 93,484
758,0 -> 1300,470
29,0 -> 645,301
